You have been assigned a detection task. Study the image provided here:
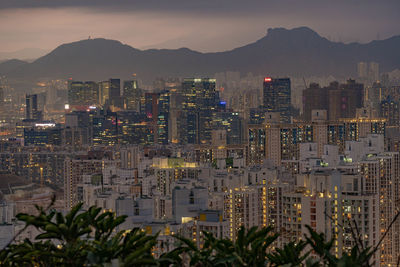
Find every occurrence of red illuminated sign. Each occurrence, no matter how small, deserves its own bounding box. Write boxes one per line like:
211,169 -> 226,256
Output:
264,77 -> 272,82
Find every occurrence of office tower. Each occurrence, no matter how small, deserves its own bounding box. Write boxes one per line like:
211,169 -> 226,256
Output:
263,77 -> 291,123
92,109 -> 118,146
99,81 -> 110,106
0,87 -> 3,103
123,80 -> 141,111
180,78 -> 219,144
109,78 -> 122,108
24,123 -> 62,146
67,81 -> 99,107
117,111 -> 153,145
25,94 -> 42,121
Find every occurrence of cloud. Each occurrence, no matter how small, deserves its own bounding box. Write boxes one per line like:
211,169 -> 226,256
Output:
0,0 -> 399,54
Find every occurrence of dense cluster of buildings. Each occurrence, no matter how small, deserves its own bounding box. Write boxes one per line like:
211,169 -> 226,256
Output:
1,67 -> 400,265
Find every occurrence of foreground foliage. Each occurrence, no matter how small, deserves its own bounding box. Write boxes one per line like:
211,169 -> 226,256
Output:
0,204 -> 381,266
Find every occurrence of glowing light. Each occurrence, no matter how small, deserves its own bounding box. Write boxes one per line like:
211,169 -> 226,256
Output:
64,104 -> 70,110
220,101 -> 226,105
35,123 -> 56,127
264,77 -> 272,82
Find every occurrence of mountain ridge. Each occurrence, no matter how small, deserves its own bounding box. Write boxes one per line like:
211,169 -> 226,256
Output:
1,27 -> 400,85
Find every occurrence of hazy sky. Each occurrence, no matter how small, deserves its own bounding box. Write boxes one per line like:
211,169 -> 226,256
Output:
1,0 -> 399,54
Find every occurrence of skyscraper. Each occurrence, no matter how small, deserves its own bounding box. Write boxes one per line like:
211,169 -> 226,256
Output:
109,78 -> 122,108
25,94 -> 42,121
98,81 -> 110,106
123,79 -> 141,111
263,77 -> 291,123
67,81 -> 99,107
180,78 -> 219,144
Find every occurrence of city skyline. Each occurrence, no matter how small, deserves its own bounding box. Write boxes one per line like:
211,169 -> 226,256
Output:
1,1 -> 400,265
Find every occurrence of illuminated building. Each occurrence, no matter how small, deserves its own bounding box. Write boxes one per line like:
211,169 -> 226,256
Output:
180,78 -> 219,144
0,150 -> 68,186
212,112 -> 243,145
92,109 -> 118,146
67,81 -> 99,108
157,90 -> 170,144
117,111 -> 153,145
249,108 -> 266,124
380,96 -> 399,126
359,153 -> 400,265
123,79 -> 141,111
98,80 -> 110,106
263,77 -> 291,123
23,123 -> 62,146
279,170 -> 379,262
262,114 -> 386,167
224,185 -> 267,240
248,124 -> 265,165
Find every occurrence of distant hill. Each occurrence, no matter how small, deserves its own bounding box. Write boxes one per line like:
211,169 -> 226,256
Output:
0,59 -> 28,75
1,27 -> 400,85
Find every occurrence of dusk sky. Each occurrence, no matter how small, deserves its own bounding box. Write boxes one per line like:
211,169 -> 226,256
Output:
1,0 -> 400,55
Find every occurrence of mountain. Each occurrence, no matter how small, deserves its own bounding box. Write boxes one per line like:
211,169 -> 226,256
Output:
2,27 -> 400,85
0,59 -> 28,74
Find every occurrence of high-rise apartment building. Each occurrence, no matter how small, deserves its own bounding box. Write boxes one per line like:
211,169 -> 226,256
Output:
302,80 -> 364,121
263,77 -> 291,123
380,96 -> 399,126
